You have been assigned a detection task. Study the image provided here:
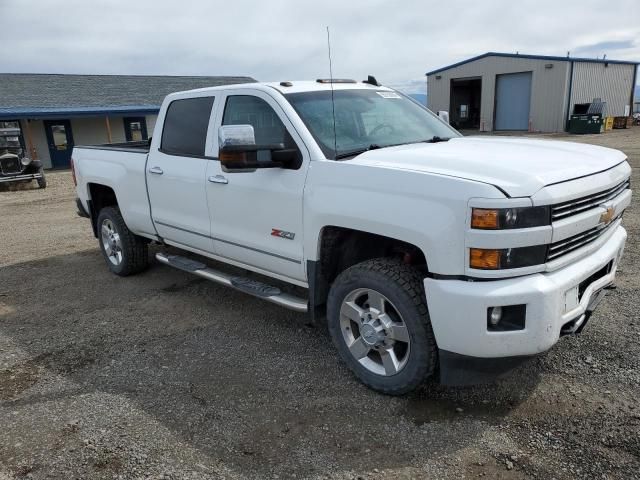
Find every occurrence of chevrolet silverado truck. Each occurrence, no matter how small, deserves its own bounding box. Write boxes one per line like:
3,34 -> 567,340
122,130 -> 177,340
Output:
73,79 -> 632,394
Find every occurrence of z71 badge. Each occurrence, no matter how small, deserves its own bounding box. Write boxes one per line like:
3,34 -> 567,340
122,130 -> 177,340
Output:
271,228 -> 295,240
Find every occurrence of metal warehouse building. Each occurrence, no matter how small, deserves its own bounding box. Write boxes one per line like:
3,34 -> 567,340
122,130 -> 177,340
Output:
426,52 -> 638,132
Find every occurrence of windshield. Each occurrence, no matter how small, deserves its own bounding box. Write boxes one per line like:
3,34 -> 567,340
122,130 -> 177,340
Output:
0,135 -> 21,149
285,89 -> 460,159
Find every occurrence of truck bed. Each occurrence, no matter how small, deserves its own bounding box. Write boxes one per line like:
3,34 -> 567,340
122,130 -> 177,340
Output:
73,141 -> 156,238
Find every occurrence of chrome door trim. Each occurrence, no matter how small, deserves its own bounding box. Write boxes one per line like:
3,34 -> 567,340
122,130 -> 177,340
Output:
153,220 -> 301,264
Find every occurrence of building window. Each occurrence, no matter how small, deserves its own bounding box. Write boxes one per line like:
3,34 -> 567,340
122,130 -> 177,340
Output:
123,117 -> 148,142
161,97 -> 215,156
51,125 -> 68,150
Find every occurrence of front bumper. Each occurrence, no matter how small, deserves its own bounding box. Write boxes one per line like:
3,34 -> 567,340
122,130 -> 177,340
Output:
0,161 -> 43,183
425,225 -> 627,359
0,173 -> 43,183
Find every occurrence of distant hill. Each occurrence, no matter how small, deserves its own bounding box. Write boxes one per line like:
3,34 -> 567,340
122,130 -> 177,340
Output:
408,93 -> 427,105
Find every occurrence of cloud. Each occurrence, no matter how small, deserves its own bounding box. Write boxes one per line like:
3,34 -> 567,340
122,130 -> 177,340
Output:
387,78 -> 427,95
573,39 -> 637,57
0,0 -> 638,92
575,39 -> 636,52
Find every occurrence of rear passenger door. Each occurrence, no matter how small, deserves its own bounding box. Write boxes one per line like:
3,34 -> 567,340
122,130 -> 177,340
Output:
147,95 -> 216,254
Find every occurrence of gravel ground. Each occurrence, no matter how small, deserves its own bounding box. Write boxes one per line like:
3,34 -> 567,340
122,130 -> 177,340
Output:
0,128 -> 639,479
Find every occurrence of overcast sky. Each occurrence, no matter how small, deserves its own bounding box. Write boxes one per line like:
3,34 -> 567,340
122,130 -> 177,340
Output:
1,0 -> 638,94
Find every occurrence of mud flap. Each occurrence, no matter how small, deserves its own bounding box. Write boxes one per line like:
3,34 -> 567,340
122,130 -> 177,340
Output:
439,350 -> 532,386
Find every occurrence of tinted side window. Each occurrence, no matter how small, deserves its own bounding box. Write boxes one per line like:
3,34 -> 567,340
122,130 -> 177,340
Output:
161,97 -> 214,156
222,96 -> 297,149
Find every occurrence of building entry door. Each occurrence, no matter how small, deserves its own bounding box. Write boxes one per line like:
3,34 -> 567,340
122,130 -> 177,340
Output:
494,72 -> 532,131
43,119 -> 74,168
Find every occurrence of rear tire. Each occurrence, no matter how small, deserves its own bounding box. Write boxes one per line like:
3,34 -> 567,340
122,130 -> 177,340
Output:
96,206 -> 149,276
327,258 -> 437,395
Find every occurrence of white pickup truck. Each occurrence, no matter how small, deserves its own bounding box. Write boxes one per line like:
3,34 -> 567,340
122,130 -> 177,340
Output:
73,79 -> 632,394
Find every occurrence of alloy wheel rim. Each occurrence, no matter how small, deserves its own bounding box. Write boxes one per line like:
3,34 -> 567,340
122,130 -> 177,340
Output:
339,288 -> 411,376
101,219 -> 123,266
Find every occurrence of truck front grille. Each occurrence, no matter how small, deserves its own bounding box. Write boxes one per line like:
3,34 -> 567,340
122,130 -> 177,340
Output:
551,179 -> 630,221
0,157 -> 21,175
547,216 -> 620,261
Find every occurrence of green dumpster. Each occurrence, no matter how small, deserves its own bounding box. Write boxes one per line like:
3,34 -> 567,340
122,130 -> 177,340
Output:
568,114 -> 603,134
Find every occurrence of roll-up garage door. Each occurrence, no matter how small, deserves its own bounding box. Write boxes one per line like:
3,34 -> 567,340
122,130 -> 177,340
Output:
495,72 -> 532,131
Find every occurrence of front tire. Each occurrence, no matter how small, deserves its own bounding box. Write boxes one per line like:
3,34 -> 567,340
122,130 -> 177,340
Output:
36,171 -> 46,189
96,206 -> 149,276
327,258 -> 437,395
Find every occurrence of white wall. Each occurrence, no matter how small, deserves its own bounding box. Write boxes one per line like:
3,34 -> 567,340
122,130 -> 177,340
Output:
147,114 -> 158,136
71,117 -> 113,145
21,119 -> 51,168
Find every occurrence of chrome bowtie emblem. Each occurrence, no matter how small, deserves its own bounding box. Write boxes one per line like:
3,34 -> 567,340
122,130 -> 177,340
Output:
599,206 -> 615,225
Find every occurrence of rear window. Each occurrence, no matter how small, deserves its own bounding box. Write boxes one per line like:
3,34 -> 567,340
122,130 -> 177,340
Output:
161,97 -> 215,156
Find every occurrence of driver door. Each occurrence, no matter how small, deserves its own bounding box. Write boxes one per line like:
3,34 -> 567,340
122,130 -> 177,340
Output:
205,90 -> 309,283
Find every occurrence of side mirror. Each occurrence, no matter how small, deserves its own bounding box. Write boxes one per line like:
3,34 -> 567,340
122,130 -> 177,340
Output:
218,124 -> 256,149
218,125 -> 297,171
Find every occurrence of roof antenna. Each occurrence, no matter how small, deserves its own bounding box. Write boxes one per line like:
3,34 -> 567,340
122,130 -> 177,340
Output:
326,26 -> 338,158
363,75 -> 380,86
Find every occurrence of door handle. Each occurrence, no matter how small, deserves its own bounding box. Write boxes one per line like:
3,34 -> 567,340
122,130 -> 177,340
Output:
148,166 -> 164,175
208,175 -> 228,185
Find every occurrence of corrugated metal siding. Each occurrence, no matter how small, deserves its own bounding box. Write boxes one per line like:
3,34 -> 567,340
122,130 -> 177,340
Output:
427,56 -> 571,132
569,62 -> 635,117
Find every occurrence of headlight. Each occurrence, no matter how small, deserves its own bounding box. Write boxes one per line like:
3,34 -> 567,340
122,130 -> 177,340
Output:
469,246 -> 547,270
21,157 -> 32,166
471,206 -> 550,229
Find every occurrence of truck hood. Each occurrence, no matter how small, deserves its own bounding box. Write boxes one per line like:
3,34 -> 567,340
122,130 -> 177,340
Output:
347,136 -> 628,197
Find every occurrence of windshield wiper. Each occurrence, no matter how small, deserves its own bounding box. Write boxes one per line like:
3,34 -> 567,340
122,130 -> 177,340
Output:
335,138 -> 448,159
422,136 -> 450,143
334,144 -> 383,159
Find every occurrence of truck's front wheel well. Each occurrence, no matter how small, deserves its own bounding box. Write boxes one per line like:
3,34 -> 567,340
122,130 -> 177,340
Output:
309,226 -> 428,316
87,183 -> 118,237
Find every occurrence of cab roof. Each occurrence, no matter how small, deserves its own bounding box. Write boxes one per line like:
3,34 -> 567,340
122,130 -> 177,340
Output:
265,80 -> 393,94
173,80 -> 394,97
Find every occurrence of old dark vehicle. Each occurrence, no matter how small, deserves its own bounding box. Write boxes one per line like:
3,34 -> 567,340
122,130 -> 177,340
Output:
0,127 -> 46,188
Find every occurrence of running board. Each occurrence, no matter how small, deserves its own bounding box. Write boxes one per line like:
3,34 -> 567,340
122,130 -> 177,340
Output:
155,252 -> 308,313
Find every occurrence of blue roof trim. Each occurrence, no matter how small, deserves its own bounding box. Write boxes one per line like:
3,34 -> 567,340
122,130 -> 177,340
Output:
0,105 -> 160,120
426,52 -> 639,76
